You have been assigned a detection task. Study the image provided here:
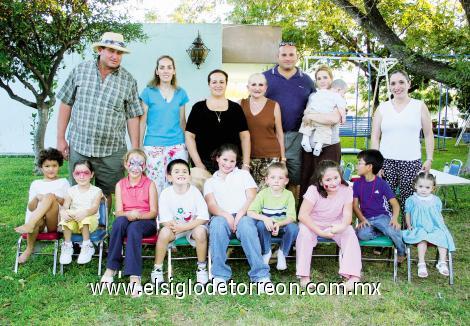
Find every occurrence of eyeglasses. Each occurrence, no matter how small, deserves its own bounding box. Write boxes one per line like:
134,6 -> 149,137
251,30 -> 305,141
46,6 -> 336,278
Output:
279,41 -> 296,47
356,161 -> 367,166
73,170 -> 92,178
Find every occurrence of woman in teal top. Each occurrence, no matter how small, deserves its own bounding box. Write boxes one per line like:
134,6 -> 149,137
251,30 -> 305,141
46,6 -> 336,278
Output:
140,55 -> 189,194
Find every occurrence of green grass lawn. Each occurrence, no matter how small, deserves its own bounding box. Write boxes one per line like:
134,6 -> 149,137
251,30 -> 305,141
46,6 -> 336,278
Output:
1,139 -> 469,324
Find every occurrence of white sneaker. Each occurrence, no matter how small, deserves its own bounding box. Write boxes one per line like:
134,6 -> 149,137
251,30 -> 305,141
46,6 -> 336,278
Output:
196,267 -> 209,284
77,242 -> 95,264
262,250 -> 272,265
59,242 -> 73,265
276,250 -> 287,270
151,267 -> 164,285
256,277 -> 273,294
212,277 -> 227,294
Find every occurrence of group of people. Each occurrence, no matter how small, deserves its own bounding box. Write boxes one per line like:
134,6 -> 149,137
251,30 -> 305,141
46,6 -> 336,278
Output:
14,32 -> 456,296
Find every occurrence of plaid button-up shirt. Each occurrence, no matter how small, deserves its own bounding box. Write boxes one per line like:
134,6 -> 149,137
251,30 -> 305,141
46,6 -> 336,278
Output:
57,60 -> 143,157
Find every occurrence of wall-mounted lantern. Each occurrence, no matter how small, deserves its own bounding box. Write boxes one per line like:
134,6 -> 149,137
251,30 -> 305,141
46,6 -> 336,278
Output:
186,31 -> 210,69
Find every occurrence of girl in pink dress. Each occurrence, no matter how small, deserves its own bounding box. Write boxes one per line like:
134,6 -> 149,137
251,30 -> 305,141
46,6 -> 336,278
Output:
296,160 -> 362,291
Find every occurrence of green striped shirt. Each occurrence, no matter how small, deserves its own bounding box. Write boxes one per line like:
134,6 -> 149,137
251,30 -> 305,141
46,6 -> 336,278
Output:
57,60 -> 142,157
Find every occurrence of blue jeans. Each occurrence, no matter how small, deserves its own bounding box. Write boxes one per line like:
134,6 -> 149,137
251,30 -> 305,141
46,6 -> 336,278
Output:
356,214 -> 406,256
209,216 -> 270,282
256,221 -> 299,256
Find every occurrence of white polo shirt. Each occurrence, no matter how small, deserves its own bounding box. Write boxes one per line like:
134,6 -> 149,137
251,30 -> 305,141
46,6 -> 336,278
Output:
204,168 -> 257,214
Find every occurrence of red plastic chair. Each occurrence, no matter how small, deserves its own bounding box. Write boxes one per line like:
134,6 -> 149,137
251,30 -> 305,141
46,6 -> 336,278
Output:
14,232 -> 61,275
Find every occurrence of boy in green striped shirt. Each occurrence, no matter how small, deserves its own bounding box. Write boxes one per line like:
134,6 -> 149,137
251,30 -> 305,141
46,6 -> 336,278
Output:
248,162 -> 299,270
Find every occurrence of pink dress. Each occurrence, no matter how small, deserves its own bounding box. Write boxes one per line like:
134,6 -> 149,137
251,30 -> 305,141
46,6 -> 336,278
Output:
296,185 -> 362,278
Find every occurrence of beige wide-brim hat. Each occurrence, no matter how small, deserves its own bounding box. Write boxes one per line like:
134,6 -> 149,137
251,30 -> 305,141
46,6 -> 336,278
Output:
190,167 -> 212,192
92,32 -> 130,53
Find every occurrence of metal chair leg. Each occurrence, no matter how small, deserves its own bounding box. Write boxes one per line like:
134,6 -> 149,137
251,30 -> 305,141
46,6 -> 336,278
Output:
53,240 -> 58,276
448,251 -> 454,286
393,248 -> 398,283
14,237 -> 22,273
208,248 -> 212,280
98,241 -> 103,276
407,246 -> 412,283
168,247 -> 172,280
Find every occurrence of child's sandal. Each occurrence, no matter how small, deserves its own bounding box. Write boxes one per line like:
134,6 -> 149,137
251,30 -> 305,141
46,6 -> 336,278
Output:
417,262 -> 428,278
436,261 -> 449,276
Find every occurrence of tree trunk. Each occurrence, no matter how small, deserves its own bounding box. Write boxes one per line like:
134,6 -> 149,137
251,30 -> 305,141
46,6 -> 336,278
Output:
32,104 -> 50,175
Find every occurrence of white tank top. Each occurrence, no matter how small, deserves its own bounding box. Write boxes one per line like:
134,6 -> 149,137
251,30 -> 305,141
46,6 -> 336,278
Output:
379,98 -> 423,161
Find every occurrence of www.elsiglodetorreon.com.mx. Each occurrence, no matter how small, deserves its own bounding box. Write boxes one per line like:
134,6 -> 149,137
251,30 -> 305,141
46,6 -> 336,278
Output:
90,278 -> 381,298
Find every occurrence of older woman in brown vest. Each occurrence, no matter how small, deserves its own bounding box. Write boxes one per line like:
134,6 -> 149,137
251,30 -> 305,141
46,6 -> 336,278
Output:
240,73 -> 286,187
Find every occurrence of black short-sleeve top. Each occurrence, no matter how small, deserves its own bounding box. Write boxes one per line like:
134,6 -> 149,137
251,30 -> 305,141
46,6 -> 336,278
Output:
186,100 -> 249,161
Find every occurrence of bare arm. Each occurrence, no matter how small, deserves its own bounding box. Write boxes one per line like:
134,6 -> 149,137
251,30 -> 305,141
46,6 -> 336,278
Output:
405,212 -> 412,230
388,197 -> 401,229
113,183 -> 125,217
353,198 -> 368,224
337,202 -> 353,232
421,102 -> 434,172
62,195 -> 72,210
179,105 -> 187,131
273,103 -> 286,159
139,182 -> 158,220
236,187 -> 256,218
127,117 -> 140,149
370,110 -> 382,150
139,102 -> 148,147
173,218 -> 207,233
57,102 -> 72,158
185,131 -> 206,170
239,130 -> 251,167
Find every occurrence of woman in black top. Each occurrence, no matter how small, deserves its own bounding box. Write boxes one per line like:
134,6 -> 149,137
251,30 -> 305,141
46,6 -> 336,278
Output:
185,69 -> 251,173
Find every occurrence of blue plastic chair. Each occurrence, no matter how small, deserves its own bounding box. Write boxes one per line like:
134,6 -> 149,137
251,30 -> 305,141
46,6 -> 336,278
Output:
60,197 -> 108,275
342,162 -> 355,181
440,159 -> 463,207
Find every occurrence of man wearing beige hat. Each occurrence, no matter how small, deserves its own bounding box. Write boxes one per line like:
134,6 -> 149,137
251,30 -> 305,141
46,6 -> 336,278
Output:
56,32 -> 143,206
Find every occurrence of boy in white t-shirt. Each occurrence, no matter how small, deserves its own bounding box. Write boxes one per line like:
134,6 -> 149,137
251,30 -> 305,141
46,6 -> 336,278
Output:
15,148 -> 70,264
151,159 -> 210,285
300,79 -> 348,156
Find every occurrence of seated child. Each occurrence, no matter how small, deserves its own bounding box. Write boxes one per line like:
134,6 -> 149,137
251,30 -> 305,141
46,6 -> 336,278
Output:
205,143 -> 271,289
402,172 -> 455,278
248,162 -> 299,270
353,150 -> 406,262
151,159 -> 210,285
300,78 -> 347,156
296,160 -> 361,291
15,148 -> 70,263
59,160 -> 102,265
100,149 -> 158,297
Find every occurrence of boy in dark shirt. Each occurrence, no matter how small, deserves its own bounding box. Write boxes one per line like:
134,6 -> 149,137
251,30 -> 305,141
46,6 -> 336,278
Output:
353,149 -> 405,262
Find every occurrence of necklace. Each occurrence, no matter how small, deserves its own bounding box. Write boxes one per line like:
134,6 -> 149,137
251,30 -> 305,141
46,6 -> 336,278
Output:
214,111 -> 222,123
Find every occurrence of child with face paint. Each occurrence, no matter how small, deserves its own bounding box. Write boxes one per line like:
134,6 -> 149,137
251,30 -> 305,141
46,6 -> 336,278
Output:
59,160 -> 102,265
296,160 -> 362,291
100,149 -> 158,298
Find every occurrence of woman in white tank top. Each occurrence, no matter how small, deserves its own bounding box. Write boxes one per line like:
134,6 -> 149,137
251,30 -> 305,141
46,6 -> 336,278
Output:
370,70 -> 434,221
